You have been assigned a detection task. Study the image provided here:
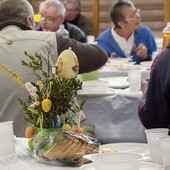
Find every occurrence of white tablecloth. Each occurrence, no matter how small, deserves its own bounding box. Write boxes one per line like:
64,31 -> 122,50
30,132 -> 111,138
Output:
78,61 -> 151,144
77,87 -> 147,144
0,138 -> 80,170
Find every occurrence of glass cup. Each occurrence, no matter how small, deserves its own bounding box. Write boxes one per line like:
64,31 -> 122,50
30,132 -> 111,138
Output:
128,71 -> 142,92
141,70 -> 150,80
0,121 -> 15,157
87,35 -> 95,44
91,153 -> 143,170
158,136 -> 170,169
145,128 -> 169,164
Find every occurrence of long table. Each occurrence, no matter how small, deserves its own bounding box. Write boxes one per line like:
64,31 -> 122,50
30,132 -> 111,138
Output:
77,60 -> 153,144
0,138 -> 164,170
77,87 -> 146,144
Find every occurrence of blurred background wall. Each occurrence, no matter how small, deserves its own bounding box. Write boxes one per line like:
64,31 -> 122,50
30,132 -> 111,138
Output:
28,0 -> 169,38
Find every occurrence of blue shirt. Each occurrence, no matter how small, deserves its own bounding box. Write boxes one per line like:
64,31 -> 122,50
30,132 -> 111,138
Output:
96,26 -> 157,64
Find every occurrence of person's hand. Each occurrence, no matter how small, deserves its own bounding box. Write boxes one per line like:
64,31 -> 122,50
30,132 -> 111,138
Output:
110,52 -> 116,58
133,43 -> 148,60
141,78 -> 149,95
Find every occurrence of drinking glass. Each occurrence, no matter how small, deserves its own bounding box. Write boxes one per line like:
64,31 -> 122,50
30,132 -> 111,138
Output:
158,136 -> 170,169
128,71 -> 141,92
145,128 -> 169,164
0,121 -> 15,157
87,35 -> 95,44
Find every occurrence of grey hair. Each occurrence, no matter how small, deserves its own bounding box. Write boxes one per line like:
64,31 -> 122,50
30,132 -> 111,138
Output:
63,0 -> 81,11
0,0 -> 34,23
39,0 -> 66,17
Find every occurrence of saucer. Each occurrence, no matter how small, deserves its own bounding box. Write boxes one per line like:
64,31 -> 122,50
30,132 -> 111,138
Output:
80,162 -> 165,170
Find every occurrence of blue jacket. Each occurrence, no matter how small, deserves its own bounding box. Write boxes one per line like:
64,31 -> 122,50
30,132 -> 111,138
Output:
96,26 -> 157,63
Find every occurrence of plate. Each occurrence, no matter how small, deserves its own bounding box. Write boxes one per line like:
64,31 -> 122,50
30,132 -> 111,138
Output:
83,143 -> 150,161
82,80 -> 108,87
78,87 -> 115,97
119,88 -> 143,96
100,143 -> 149,157
115,64 -> 142,71
80,162 -> 165,170
99,77 -> 129,89
0,162 -> 10,170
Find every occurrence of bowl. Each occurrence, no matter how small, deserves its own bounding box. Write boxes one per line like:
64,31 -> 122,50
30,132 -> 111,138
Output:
91,153 -> 143,170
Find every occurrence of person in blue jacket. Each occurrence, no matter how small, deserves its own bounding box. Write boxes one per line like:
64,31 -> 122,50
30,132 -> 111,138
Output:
96,0 -> 157,64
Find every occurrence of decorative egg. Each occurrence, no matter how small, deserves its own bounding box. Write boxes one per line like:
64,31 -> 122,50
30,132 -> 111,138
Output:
42,99 -> 52,112
55,48 -> 79,79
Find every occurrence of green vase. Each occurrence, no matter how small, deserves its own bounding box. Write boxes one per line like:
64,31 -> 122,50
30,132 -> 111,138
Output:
35,127 -> 62,134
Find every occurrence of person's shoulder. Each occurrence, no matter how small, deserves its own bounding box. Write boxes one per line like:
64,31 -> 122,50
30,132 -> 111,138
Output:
139,25 -> 152,32
65,22 -> 86,42
66,22 -> 85,35
24,29 -> 56,40
97,27 -> 112,39
79,14 -> 89,21
28,29 -> 55,35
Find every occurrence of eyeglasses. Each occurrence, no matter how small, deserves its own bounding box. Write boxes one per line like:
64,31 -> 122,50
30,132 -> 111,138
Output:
40,16 -> 60,24
124,9 -> 141,21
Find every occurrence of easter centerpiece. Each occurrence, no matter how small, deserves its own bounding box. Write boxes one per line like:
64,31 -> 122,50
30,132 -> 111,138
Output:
1,48 -> 100,166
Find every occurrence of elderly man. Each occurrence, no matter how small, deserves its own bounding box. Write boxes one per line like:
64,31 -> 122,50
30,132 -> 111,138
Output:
0,0 -> 107,137
38,0 -> 87,43
63,0 -> 93,36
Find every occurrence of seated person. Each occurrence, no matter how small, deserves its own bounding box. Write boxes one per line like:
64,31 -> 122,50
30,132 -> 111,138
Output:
0,0 -> 108,137
96,0 -> 157,64
63,0 -> 93,36
138,48 -> 170,130
37,0 -> 87,43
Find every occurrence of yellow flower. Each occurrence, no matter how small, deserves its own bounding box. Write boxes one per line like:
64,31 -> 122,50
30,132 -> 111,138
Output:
37,81 -> 44,90
7,69 -> 12,74
0,65 -> 24,87
17,77 -> 24,87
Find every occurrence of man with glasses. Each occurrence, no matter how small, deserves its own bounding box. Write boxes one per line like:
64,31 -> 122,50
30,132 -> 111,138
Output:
37,0 -> 87,43
96,0 -> 157,63
63,0 -> 93,36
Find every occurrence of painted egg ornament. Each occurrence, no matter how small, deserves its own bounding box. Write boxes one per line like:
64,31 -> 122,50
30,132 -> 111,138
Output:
42,99 -> 52,112
55,48 -> 79,79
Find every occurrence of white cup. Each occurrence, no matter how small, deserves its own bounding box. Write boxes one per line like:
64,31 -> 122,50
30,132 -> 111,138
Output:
87,35 -> 95,44
145,128 -> 169,164
0,121 -> 15,157
91,153 -> 143,170
158,136 -> 170,169
128,71 -> 141,92
142,70 -> 150,80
